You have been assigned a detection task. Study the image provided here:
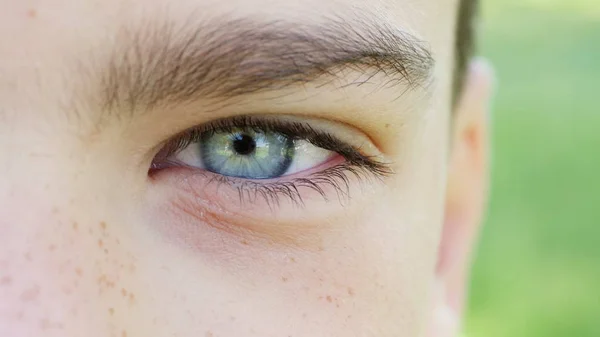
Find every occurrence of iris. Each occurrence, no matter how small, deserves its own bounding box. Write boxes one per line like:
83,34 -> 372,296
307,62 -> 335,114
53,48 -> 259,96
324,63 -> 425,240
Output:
200,128 -> 295,179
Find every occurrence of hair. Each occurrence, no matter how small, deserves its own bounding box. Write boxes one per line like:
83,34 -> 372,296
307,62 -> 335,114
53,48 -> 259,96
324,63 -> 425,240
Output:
454,0 -> 479,103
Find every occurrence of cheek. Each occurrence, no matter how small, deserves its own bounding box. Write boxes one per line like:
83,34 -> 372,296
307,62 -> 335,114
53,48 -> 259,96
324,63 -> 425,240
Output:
136,192 -> 436,337
0,195 -> 147,337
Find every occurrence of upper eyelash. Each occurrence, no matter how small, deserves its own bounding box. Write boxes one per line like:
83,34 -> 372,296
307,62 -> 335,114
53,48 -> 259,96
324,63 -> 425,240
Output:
153,115 -> 393,206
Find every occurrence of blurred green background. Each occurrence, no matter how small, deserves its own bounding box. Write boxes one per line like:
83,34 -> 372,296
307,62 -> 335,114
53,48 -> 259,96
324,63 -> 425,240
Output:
466,0 -> 600,336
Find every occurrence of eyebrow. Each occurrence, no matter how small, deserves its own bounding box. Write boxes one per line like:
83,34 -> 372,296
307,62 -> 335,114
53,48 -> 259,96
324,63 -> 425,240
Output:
95,14 -> 434,113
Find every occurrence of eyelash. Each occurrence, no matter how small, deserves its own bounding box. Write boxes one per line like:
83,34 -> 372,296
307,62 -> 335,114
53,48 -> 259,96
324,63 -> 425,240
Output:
150,116 -> 393,206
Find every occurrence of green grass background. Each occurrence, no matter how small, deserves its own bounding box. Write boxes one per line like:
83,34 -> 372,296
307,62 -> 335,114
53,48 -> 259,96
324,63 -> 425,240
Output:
466,0 -> 600,336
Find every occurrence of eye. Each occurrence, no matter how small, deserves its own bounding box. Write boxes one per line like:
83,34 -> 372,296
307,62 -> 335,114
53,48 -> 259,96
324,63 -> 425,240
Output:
171,127 -> 335,179
150,115 -> 392,205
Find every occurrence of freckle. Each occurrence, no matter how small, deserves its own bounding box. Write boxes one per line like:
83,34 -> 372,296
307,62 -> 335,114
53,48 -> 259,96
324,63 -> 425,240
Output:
108,308 -> 115,315
129,263 -> 136,273
129,293 -> 135,303
27,8 -> 37,18
281,277 -> 288,282
240,239 -> 249,245
385,123 -> 391,128
347,287 -> 355,296
290,257 -> 296,263
98,274 -> 107,285
121,288 -> 128,297
98,239 -> 103,248
318,246 -> 324,252
52,207 -> 59,214
17,311 -> 24,320
24,252 -> 32,261
75,267 -> 83,277
116,238 -> 120,245
0,276 -> 12,286
104,248 -> 109,254
121,330 -> 127,337
326,295 -> 332,303
20,285 -> 40,302
100,221 -> 107,230
48,244 -> 56,252
205,332 -> 213,337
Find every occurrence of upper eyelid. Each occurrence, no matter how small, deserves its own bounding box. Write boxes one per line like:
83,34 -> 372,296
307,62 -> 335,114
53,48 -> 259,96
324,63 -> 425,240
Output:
168,115 -> 379,156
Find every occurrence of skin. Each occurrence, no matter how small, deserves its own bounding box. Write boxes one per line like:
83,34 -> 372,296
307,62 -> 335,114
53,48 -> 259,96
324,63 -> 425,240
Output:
0,0 -> 493,337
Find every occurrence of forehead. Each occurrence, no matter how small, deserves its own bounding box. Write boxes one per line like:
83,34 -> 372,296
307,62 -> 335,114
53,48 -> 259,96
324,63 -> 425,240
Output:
1,0 -> 457,58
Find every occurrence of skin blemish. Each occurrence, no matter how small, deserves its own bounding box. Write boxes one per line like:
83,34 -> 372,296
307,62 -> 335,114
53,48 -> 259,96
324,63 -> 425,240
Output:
98,239 -> 104,248
326,295 -> 333,303
20,285 -> 41,302
289,257 -> 296,263
347,287 -> 355,296
48,244 -> 56,252
24,252 -> 33,262
108,308 -> 115,315
26,8 -> 37,18
1,276 -> 12,286
281,276 -> 288,282
121,288 -> 128,297
128,293 -> 135,304
100,221 -> 107,230
75,267 -> 83,277
72,222 -> 79,231
385,123 -> 391,128
206,331 -> 214,337
122,330 -> 128,337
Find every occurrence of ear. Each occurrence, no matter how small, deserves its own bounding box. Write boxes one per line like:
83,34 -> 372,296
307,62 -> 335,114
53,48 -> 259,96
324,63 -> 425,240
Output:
428,59 -> 494,337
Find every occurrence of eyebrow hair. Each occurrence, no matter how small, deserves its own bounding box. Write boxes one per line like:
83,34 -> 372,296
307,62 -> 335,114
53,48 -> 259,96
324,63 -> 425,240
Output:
96,14 -> 434,114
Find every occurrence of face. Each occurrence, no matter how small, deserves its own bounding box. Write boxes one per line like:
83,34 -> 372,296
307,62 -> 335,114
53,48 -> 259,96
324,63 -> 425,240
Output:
0,1 -> 492,336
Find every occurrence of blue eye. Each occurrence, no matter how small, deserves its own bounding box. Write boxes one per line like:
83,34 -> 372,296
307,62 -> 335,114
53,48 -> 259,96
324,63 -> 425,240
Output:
200,129 -> 295,179
170,125 -> 336,180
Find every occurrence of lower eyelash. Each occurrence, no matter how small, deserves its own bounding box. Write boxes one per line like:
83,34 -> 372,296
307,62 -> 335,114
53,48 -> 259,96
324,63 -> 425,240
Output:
193,161 -> 392,208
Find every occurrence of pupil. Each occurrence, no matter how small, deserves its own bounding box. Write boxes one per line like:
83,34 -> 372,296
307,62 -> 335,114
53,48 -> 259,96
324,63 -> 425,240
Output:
232,134 -> 256,155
